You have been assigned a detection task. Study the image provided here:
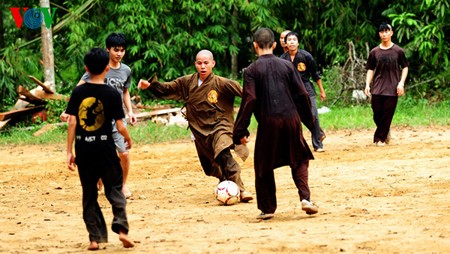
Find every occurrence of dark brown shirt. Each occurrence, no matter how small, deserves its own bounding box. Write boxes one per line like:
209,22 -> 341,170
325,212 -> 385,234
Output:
366,44 -> 409,96
234,54 -> 314,176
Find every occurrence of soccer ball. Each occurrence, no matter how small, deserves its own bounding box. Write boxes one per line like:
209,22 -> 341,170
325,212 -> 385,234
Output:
215,180 -> 240,205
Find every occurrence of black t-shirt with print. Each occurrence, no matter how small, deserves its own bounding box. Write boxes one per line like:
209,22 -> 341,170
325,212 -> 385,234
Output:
66,82 -> 125,165
280,49 -> 322,96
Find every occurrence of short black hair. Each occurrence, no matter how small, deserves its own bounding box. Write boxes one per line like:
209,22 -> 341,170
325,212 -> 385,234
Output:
378,22 -> 393,32
253,27 -> 274,49
105,33 -> 127,49
84,48 -> 109,75
284,31 -> 299,44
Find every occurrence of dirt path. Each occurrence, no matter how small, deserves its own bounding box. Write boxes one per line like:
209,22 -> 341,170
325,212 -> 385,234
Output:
0,126 -> 449,253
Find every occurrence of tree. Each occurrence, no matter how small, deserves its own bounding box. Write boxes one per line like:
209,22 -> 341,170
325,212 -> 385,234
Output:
385,0 -> 450,97
1,0 -> 449,112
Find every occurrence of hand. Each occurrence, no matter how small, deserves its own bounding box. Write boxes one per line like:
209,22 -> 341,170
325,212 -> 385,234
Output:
137,79 -> 150,90
397,83 -> 405,96
67,153 -> 76,171
60,112 -> 69,122
129,112 -> 137,126
364,86 -> 371,97
320,91 -> 326,101
240,136 -> 250,145
125,138 -> 132,150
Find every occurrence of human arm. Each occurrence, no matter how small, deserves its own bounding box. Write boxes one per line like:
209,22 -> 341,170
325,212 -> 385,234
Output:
138,76 -> 186,101
221,77 -> 243,97
365,69 -> 375,97
122,88 -> 137,125
233,69 -> 255,145
397,67 -> 408,96
305,51 -> 325,100
116,118 -> 132,150
316,79 -> 326,101
67,115 -> 77,171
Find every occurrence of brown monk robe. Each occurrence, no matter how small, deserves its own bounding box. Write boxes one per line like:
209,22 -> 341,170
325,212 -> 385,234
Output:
139,50 -> 253,202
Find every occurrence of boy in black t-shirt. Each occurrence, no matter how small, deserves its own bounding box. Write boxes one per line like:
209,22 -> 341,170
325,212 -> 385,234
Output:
66,48 -> 134,251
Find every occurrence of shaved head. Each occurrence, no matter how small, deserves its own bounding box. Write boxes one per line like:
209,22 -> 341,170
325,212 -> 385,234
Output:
196,50 -> 214,61
195,49 -> 216,81
280,30 -> 291,51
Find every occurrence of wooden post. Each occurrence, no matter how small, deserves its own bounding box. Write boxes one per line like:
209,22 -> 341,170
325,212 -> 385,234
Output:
40,0 -> 56,93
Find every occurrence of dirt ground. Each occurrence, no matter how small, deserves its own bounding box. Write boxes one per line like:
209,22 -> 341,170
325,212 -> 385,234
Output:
0,126 -> 449,253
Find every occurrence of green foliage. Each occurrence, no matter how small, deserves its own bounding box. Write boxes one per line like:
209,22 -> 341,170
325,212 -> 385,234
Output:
45,99 -> 68,123
0,40 -> 42,111
1,0 -> 449,110
385,0 -> 450,95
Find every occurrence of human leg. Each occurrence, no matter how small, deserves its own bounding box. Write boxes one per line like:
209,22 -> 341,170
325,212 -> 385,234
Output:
216,148 -> 252,201
372,95 -> 398,144
291,160 -> 318,214
371,94 -> 384,143
216,148 -> 253,201
255,170 -> 277,216
118,151 -> 131,198
378,96 -> 398,142
216,148 -> 243,188
309,95 -> 325,151
113,129 -> 131,198
77,163 -> 108,243
291,160 -> 311,201
101,160 -> 134,248
194,139 -> 224,180
194,131 -> 252,201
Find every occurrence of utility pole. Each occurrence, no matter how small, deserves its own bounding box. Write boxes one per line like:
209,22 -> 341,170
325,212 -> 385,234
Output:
40,0 -> 55,92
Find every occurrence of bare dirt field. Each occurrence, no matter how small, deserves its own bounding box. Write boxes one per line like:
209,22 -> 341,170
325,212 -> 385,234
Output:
1,126 -> 449,253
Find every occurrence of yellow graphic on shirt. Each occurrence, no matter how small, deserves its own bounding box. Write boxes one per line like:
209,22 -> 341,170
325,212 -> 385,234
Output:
78,97 -> 105,131
297,62 -> 306,72
208,90 -> 218,103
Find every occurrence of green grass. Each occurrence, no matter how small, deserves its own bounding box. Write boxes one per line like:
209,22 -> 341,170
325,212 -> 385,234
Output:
0,99 -> 448,146
0,121 -> 192,146
319,97 -> 450,130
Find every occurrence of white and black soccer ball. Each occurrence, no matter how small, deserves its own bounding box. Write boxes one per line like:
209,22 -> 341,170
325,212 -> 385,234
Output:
215,180 -> 240,205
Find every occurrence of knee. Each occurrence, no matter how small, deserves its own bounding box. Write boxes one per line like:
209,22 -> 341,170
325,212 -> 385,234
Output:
119,152 -> 129,160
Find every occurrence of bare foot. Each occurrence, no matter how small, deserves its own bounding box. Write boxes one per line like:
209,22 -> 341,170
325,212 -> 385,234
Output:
97,179 -> 103,191
88,241 -> 99,251
119,232 -> 135,248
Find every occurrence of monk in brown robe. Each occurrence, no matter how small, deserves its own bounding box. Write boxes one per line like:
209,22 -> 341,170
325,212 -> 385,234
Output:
233,28 -> 319,220
138,50 -> 253,202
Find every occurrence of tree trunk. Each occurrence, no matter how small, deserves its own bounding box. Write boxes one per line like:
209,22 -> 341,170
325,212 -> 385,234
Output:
40,0 -> 55,92
231,7 -> 238,79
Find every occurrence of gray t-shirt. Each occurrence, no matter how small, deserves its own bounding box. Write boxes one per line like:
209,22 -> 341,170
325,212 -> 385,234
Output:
81,63 -> 132,110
